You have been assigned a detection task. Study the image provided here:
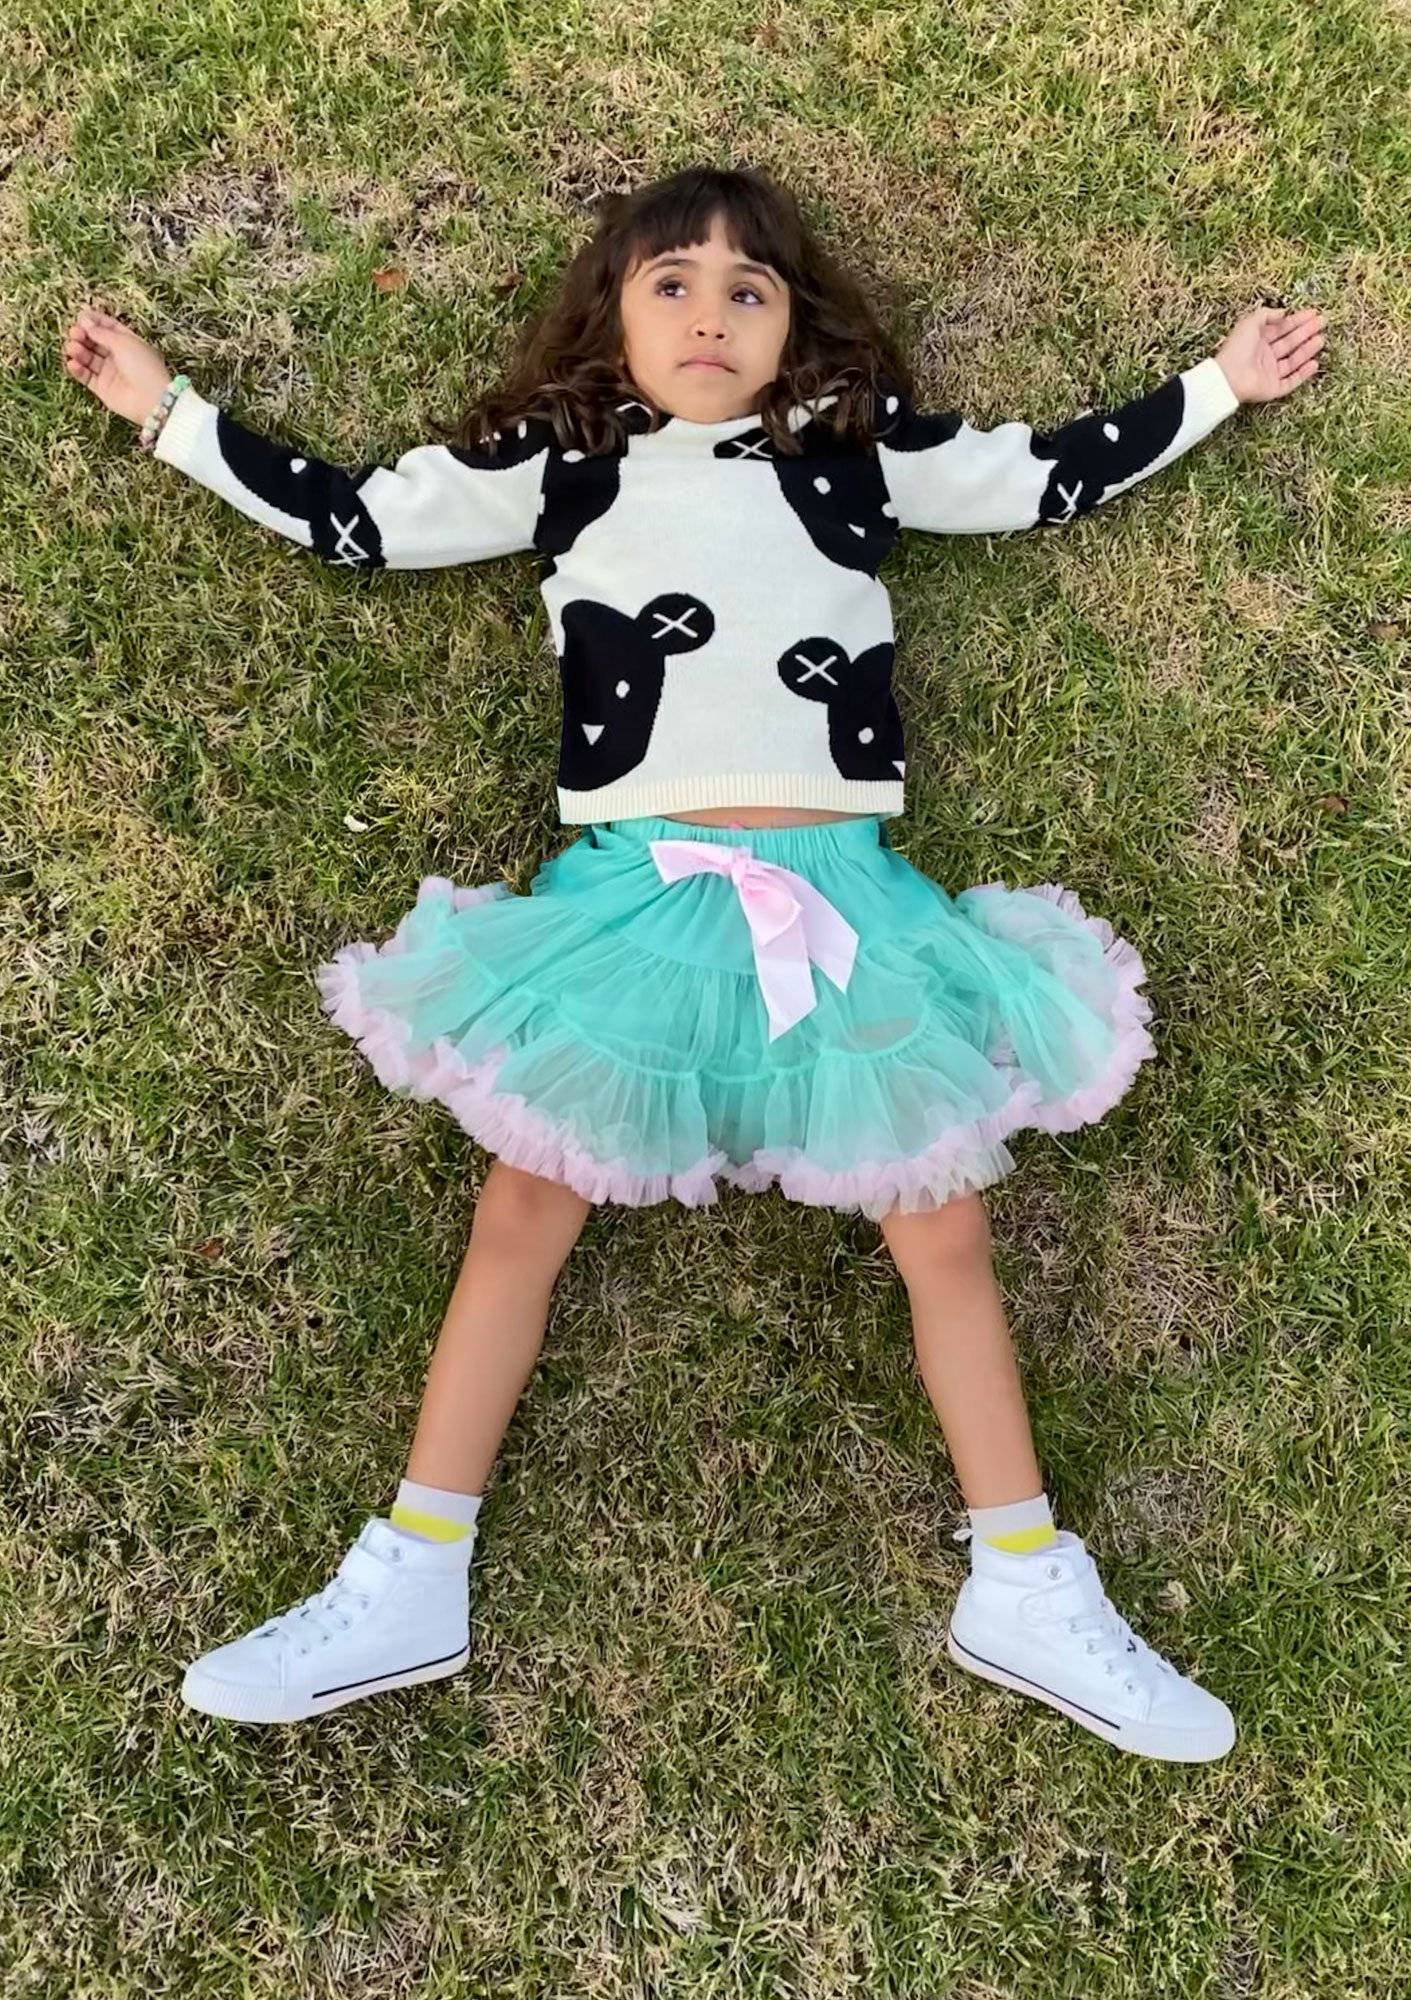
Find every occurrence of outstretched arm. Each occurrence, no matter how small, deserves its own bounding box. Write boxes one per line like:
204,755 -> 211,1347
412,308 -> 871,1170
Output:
61,306 -> 549,570
876,306 -> 1325,536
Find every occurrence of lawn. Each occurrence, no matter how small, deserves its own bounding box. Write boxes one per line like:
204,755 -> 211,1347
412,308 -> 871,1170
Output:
3,0 -> 1410,1993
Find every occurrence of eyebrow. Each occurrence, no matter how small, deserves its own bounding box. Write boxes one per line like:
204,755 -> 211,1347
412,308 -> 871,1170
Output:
641,254 -> 781,290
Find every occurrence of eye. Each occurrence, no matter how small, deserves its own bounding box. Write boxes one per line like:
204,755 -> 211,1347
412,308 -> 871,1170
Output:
654,279 -> 766,305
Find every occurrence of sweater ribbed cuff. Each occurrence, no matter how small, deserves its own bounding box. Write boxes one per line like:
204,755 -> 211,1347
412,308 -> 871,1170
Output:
1180,354 -> 1242,431
151,381 -> 217,470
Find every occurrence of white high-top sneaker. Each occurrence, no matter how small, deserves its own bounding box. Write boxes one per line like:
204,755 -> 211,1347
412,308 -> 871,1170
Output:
181,1517 -> 475,1724
946,1527 -> 1236,1762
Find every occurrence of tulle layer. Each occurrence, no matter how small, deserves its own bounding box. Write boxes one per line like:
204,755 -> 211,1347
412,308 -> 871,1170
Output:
313,842 -> 1156,1221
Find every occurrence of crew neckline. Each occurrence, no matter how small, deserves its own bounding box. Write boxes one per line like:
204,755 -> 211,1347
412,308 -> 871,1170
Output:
622,393 -> 840,439
660,409 -> 761,431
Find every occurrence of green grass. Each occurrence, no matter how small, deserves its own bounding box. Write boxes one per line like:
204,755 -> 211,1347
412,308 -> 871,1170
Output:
4,0 -> 1411,1992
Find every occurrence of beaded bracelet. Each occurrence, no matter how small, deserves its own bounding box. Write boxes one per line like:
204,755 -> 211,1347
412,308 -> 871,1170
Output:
137,373 -> 190,452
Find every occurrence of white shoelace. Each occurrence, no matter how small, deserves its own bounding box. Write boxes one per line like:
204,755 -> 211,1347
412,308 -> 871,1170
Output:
1067,1595 -> 1169,1691
953,1525 -> 1177,1695
257,1576 -> 374,1655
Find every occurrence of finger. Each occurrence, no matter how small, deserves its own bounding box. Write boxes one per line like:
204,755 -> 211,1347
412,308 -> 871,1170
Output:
69,331 -> 110,376
1278,330 -> 1325,372
1269,319 -> 1323,358
1263,307 -> 1322,344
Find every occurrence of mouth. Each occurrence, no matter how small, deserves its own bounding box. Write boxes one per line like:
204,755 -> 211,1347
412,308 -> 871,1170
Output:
682,358 -> 733,371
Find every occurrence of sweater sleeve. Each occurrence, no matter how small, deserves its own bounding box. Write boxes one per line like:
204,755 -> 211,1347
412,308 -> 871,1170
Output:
874,355 -> 1241,535
151,382 -> 550,569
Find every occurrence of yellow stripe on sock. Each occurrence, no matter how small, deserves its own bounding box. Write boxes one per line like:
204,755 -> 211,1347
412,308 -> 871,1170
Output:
390,1502 -> 476,1543
985,1521 -> 1059,1554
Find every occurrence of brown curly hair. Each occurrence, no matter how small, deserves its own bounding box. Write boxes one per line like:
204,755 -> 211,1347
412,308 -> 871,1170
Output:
430,163 -> 918,461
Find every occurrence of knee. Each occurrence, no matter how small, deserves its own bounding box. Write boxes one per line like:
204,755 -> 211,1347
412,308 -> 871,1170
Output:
878,1190 -> 993,1290
472,1159 -> 593,1264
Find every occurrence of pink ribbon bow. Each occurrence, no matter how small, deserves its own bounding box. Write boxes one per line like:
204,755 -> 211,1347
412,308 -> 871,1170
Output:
648,837 -> 859,1042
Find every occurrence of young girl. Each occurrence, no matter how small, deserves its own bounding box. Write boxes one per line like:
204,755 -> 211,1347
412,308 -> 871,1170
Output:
63,165 -> 1322,1759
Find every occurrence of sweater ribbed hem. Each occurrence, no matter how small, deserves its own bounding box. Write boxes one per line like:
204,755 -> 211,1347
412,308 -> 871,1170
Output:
556,772 -> 905,824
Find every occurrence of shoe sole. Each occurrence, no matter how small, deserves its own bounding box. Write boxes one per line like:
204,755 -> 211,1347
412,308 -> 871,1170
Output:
181,1641 -> 471,1724
946,1626 -> 1235,1763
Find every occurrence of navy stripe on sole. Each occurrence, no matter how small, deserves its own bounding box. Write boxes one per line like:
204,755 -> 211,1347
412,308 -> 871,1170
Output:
947,1628 -> 1123,1732
313,1644 -> 469,1700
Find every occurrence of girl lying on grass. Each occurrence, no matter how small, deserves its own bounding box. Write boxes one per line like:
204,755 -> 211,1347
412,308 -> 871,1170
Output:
63,162 -> 1323,1758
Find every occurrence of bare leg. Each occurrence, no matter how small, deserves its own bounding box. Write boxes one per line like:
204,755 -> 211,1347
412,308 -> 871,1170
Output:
878,1192 -> 1044,1508
404,1160 -> 593,1496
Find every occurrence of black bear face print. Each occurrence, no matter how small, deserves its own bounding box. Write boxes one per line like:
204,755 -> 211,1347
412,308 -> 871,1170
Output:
216,411 -> 391,568
213,408 -> 560,572
772,408 -> 903,576
872,372 -> 1189,524
1028,374 -> 1186,522
558,590 -> 715,791
535,400 -> 654,578
695,411 -> 902,577
776,634 -> 905,783
448,412 -> 555,475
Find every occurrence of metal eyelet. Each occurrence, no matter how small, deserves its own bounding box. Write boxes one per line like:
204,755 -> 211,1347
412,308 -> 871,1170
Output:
1124,1680 -> 1136,1694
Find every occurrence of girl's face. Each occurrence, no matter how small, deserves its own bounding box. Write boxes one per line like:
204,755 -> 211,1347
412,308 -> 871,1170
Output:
618,211 -> 791,422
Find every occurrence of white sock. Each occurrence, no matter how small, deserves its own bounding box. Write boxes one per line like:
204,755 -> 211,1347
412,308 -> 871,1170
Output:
967,1491 -> 1058,1556
389,1478 -> 483,1544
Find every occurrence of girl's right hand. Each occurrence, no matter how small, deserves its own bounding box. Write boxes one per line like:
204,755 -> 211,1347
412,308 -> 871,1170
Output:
61,306 -> 174,427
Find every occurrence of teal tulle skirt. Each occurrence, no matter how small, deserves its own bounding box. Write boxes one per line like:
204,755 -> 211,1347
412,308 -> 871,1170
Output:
315,813 -> 1155,1221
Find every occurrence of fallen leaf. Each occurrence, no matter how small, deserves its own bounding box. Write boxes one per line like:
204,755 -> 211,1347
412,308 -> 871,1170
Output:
343,812 -> 369,832
372,266 -> 407,292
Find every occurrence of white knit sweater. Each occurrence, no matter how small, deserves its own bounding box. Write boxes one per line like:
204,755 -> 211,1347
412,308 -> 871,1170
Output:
153,356 -> 1240,823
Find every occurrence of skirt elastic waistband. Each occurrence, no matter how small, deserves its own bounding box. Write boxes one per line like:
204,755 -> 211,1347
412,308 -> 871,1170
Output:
599,813 -> 889,859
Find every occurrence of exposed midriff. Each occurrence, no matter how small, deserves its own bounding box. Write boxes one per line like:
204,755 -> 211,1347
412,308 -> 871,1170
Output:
660,808 -> 870,828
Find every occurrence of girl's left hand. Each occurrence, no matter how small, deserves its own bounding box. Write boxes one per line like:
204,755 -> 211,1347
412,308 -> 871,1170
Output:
1213,306 -> 1326,404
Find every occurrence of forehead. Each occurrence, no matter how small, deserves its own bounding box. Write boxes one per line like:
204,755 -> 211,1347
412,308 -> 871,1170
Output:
627,214 -> 783,286
628,244 -> 783,287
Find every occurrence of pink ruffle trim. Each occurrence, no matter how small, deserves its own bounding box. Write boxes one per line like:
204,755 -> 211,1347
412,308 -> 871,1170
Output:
965,880 -> 1158,1136
313,874 -> 1156,1219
